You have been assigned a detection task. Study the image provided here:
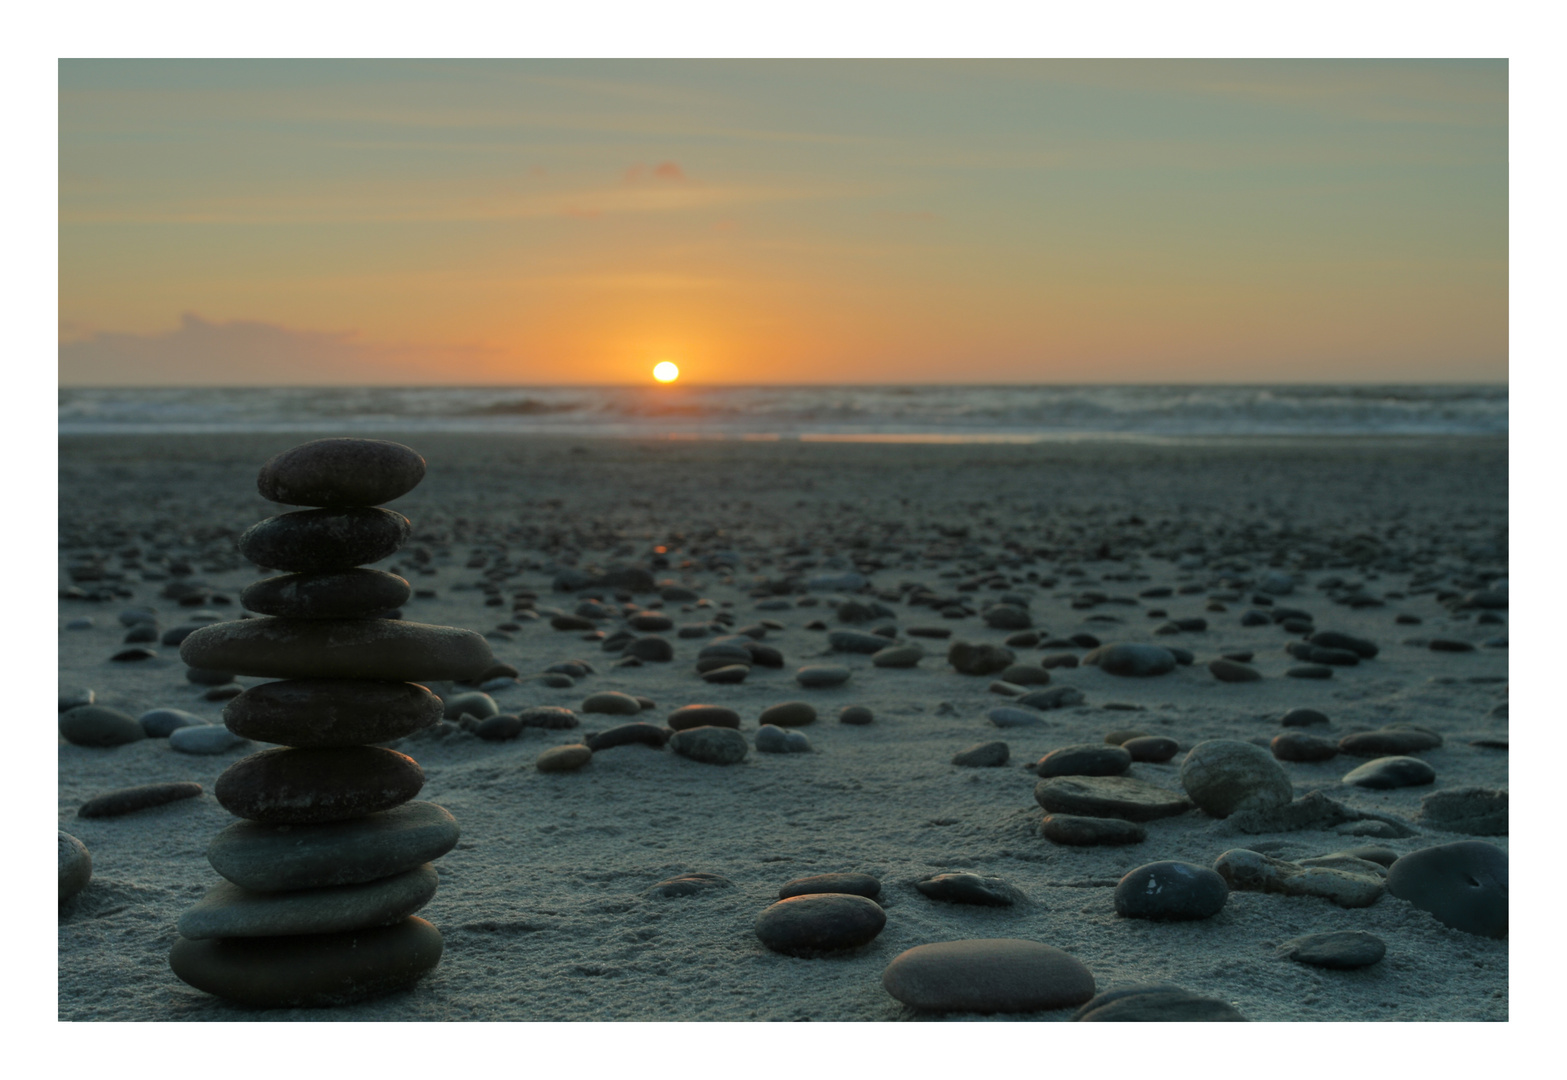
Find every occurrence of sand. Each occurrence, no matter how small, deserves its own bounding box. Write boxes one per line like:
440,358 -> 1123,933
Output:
56,433 -> 1509,1022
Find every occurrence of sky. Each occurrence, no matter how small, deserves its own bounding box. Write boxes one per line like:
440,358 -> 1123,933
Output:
57,58 -> 1508,386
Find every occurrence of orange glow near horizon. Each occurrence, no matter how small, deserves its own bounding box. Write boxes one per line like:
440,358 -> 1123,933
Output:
652,361 -> 680,383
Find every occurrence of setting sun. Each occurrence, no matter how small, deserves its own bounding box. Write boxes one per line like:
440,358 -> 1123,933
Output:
652,362 -> 679,383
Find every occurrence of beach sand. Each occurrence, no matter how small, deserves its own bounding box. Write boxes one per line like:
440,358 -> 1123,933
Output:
57,433 -> 1508,1021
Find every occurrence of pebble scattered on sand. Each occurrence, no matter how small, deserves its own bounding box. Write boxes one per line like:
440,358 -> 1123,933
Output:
881,939 -> 1095,1014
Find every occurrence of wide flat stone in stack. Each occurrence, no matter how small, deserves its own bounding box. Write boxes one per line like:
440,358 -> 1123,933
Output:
169,438 -> 494,1009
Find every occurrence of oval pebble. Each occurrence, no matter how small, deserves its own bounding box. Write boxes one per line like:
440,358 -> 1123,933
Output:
668,704 -> 741,731
1036,744 -> 1131,779
881,939 -> 1095,1014
838,705 -> 874,725
779,873 -> 881,900
1121,735 -> 1178,763
669,725 -> 749,765
1040,814 -> 1146,846
1387,840 -> 1507,938
536,744 -> 593,772
1271,731 -> 1339,763
256,437 -> 426,507
170,724 -> 250,755
215,746 -> 424,824
1341,756 -> 1436,789
952,741 -> 1009,768
1279,931 -> 1386,969
238,507 -> 411,574
915,873 -> 1027,907
759,701 -> 817,727
754,893 -> 886,957
138,708 -> 210,738
60,705 -> 145,748
1179,739 -> 1294,818
1114,861 -> 1228,920
59,831 -> 92,902
585,722 -> 670,751
581,691 -> 642,716
79,781 -> 203,818
795,665 -> 851,688
224,679 -> 443,747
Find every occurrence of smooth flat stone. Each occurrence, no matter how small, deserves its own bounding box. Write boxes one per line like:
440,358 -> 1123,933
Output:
779,873 -> 882,900
882,939 -> 1095,1014
59,831 -> 92,902
536,744 -> 593,772
1213,849 -> 1386,908
838,705 -> 874,725
216,746 -> 424,824
952,741 -> 1010,767
257,437 -> 426,507
1341,755 -> 1436,789
759,701 -> 817,727
181,618 -> 494,681
1271,731 -> 1339,762
585,722 -> 669,751
669,725 -> 748,764
668,704 -> 741,731
207,801 -> 460,892
1121,735 -> 1178,763
169,916 -> 442,1008
1280,708 -> 1330,727
178,864 -> 439,939
1339,727 -> 1443,756
1208,658 -> 1262,683
1279,930 -> 1386,969
170,724 -> 249,754
1074,984 -> 1246,1021
239,507 -> 411,574
1040,814 -> 1146,846
79,781 -> 203,819
795,665 -> 851,688
828,629 -> 892,654
755,724 -> 811,753
754,893 -> 886,957
872,645 -> 925,668
1387,841 -> 1507,938
1179,739 -> 1294,818
946,641 -> 1016,676
647,872 -> 733,898
1114,861 -> 1228,920
1036,744 -> 1131,779
59,705 -> 145,748
442,691 -> 498,720
1092,644 -> 1177,677
1033,775 -> 1192,822
915,873 -> 1027,907
242,569 -> 411,619
138,708 -> 210,738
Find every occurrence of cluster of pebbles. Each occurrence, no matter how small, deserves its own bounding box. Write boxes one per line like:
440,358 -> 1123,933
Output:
165,439 -> 494,1008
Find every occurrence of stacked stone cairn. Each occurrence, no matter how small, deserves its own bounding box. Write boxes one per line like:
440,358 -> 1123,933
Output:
168,438 -> 494,1009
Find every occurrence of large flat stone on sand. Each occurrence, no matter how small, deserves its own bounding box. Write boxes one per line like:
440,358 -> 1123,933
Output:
177,864 -> 439,939
1033,775 -> 1193,823
169,916 -> 442,1008
182,618 -> 494,681
224,679 -> 442,747
207,801 -> 459,892
882,939 -> 1095,1014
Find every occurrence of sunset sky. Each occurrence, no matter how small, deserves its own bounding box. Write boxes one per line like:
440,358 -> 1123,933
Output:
58,59 -> 1508,387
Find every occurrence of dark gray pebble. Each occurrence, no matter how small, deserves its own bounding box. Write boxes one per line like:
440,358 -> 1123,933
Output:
1036,743 -> 1130,778
1279,930 -> 1386,969
1342,756 -> 1436,789
586,722 -> 670,751
839,705 -> 874,725
647,872 -> 733,898
1040,814 -> 1146,846
755,893 -> 886,957
79,781 -> 204,818
1271,731 -> 1339,762
914,872 -> 1027,907
779,873 -> 882,900
952,741 -> 1010,768
1121,735 -> 1178,763
1114,861 -> 1227,920
60,705 -> 146,747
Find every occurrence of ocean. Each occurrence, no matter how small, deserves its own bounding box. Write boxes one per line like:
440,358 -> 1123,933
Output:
57,385 -> 1507,441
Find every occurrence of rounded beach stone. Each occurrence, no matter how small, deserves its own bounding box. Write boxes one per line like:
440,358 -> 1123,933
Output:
1279,931 -> 1386,969
238,507 -> 411,574
1094,644 -> 1177,677
700,664 -> 749,684
999,663 -> 1051,686
241,569 -> 411,619
224,679 -> 442,747
1114,861 -> 1228,920
1271,731 -> 1340,763
779,873 -> 882,900
1339,727 -> 1443,756
60,705 -> 145,748
138,707 -> 209,738
1036,743 -> 1131,779
646,872 -> 733,898
1281,708 -> 1330,727
1387,841 -> 1507,938
1040,814 -> 1146,846
536,744 -> 593,772
1341,756 -> 1436,789
1033,776 -> 1192,822
581,691 -> 641,716
1417,787 -> 1508,835
669,725 -> 749,765
207,801 -> 460,892
755,724 -> 811,753
1308,629 -> 1378,658
517,706 -> 580,729
796,665 -> 851,688
79,781 -> 203,819
946,641 -> 1016,676
915,873 -> 1027,907
881,939 -> 1095,1014
760,701 -> 817,727
952,741 -> 1009,768
754,893 -> 886,957
1179,739 -> 1294,818
257,438 -> 427,507
1208,658 -> 1262,683
585,722 -> 670,751
216,746 -> 424,824
625,636 -> 674,662
838,705 -> 874,725
169,916 -> 443,1008
186,666 -> 237,686
59,831 -> 92,902
830,629 -> 896,654
1074,984 -> 1246,1021
668,704 -> 741,731
170,724 -> 249,754
872,644 -> 925,668
476,715 -> 523,741
178,864 -> 439,939
1121,735 -> 1178,763
181,618 -> 494,681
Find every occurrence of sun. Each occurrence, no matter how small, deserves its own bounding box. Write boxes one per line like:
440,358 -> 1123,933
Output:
652,361 -> 680,383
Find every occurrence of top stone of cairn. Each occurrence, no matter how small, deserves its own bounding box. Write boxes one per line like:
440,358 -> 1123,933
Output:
258,438 -> 427,508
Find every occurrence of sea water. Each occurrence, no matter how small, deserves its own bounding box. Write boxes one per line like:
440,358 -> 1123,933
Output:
57,384 -> 1507,441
